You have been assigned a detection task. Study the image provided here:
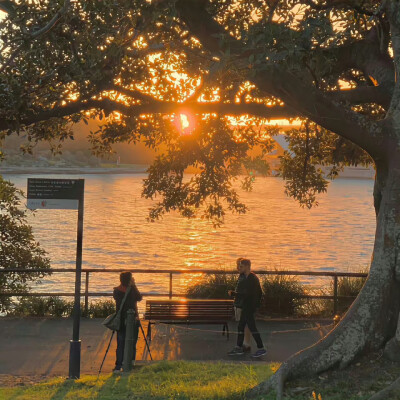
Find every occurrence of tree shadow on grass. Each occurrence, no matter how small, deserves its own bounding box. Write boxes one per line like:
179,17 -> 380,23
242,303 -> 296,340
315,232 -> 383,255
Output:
49,380 -> 76,400
48,375 -> 117,400
46,372 -> 170,400
94,371 -> 173,400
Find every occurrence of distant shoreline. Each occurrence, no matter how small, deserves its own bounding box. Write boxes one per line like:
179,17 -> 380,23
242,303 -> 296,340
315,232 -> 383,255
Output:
0,165 -> 374,180
0,166 -> 149,175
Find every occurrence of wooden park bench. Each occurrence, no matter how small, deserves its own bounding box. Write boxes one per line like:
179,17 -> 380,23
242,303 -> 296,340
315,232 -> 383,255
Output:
144,299 -> 234,341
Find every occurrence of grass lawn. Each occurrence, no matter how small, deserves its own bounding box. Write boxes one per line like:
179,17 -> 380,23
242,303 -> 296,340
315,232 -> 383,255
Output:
0,362 -> 275,400
0,359 -> 399,400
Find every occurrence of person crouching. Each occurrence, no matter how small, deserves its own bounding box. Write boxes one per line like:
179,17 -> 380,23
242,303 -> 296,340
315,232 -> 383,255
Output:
113,271 -> 142,372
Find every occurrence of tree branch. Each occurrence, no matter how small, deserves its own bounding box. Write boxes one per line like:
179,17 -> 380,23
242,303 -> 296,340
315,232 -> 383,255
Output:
0,98 -> 296,131
174,0 -> 386,160
0,1 -> 15,15
0,0 -> 70,72
329,86 -> 389,107
252,66 -> 384,159
303,0 -> 376,16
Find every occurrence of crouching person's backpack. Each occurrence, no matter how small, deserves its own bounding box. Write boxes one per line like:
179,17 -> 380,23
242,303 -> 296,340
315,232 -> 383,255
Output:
102,285 -> 131,331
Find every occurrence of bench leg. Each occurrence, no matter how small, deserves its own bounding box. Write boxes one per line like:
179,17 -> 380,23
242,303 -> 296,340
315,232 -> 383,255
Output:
146,322 -> 152,343
223,323 -> 229,340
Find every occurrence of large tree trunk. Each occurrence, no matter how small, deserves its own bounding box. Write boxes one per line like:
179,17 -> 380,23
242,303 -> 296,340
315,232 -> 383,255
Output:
249,159 -> 400,399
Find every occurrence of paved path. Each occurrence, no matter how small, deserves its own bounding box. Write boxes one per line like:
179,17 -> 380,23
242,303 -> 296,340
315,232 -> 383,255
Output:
0,317 -> 332,379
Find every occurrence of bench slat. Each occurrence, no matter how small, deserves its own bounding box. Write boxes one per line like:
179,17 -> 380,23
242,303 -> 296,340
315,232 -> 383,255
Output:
145,299 -> 234,322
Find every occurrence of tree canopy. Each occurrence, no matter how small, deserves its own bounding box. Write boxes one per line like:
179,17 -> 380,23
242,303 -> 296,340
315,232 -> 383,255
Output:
0,178 -> 50,312
2,2 -> 400,398
0,0 -> 389,222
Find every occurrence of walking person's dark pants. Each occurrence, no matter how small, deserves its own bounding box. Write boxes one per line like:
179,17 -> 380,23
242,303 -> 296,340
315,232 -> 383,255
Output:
237,308 -> 264,349
115,322 -> 139,369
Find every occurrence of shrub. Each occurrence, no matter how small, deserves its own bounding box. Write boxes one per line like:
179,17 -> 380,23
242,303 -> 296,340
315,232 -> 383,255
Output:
186,271 -> 308,317
0,177 -> 51,313
259,274 -> 307,317
335,271 -> 367,314
8,297 -> 115,318
186,273 -> 237,299
302,269 -> 368,317
85,299 -> 115,318
9,296 -> 73,317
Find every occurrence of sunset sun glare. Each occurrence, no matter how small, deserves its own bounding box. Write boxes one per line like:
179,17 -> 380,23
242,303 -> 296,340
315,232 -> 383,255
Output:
175,112 -> 194,135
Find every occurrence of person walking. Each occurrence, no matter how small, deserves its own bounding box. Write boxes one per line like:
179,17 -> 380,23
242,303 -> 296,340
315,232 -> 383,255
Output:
228,258 -> 267,358
113,271 -> 142,372
229,258 -> 252,352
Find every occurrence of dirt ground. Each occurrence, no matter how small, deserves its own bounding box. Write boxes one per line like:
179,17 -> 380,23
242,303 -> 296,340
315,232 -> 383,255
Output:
0,317 -> 331,385
285,352 -> 400,399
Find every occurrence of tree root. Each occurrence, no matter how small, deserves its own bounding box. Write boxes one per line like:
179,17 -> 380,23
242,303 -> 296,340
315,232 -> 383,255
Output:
247,321 -> 371,399
248,292 -> 399,398
246,248 -> 400,400
368,375 -> 400,400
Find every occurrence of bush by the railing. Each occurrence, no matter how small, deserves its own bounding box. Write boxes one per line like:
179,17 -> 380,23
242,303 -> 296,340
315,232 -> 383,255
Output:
301,269 -> 368,317
0,178 -> 51,314
7,297 -> 115,318
185,270 -> 367,317
84,300 -> 115,318
186,273 -> 238,299
9,296 -> 74,317
186,272 -> 307,316
335,270 -> 367,314
259,274 -> 307,317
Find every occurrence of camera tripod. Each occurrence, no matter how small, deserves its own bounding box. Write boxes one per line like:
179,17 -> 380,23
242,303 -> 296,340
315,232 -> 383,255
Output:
98,319 -> 153,376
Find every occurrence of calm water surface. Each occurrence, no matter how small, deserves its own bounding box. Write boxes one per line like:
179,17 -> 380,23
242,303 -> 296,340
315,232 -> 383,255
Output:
5,174 -> 375,296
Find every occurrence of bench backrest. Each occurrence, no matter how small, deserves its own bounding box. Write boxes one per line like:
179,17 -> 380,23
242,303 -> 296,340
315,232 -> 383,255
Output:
144,299 -> 234,321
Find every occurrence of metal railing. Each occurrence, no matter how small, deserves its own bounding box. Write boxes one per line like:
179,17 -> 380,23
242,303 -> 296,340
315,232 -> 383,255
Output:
0,268 -> 368,315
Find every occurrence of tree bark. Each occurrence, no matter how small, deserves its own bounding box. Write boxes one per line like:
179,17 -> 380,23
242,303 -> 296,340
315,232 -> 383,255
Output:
249,156 -> 400,399
368,375 -> 400,400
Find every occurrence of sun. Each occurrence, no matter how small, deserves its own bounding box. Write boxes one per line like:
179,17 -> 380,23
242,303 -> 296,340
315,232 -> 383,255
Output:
180,114 -> 190,131
174,112 -> 195,135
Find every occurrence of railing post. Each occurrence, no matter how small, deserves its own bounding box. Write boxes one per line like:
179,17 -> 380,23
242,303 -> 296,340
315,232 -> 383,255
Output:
84,271 -> 89,316
333,275 -> 338,316
169,273 -> 173,299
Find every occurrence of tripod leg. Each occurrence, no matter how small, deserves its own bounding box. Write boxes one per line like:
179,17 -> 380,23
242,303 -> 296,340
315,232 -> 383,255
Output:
139,321 -> 153,361
98,330 -> 115,376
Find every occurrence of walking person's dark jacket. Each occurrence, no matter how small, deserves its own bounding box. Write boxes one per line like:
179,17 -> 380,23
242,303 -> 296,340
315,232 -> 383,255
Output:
232,272 -> 246,308
113,283 -> 142,327
231,272 -> 262,311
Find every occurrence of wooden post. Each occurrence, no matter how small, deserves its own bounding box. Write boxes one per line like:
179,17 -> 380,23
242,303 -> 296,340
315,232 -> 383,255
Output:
169,273 -> 173,299
333,275 -> 338,316
84,271 -> 89,316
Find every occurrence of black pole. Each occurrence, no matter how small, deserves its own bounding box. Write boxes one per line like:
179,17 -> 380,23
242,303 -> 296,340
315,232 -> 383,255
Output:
69,180 -> 84,379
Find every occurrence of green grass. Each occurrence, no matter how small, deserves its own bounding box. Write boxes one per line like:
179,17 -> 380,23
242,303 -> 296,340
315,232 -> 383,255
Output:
1,360 -> 399,400
0,361 -> 275,400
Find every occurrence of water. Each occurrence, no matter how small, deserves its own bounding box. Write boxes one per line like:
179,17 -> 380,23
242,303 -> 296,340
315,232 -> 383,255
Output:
3,174 -> 375,296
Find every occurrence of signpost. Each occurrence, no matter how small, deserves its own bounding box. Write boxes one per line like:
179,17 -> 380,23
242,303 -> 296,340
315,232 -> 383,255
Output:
27,178 -> 85,379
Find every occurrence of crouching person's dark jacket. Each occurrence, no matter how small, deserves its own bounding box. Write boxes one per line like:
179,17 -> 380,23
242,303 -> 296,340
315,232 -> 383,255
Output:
113,284 -> 142,328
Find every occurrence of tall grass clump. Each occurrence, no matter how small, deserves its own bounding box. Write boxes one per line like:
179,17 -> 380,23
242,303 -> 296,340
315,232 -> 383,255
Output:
84,299 -> 115,318
186,271 -> 308,317
304,268 -> 368,317
9,296 -> 73,317
259,274 -> 307,317
8,297 -> 115,318
186,273 -> 237,299
335,269 -> 368,314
